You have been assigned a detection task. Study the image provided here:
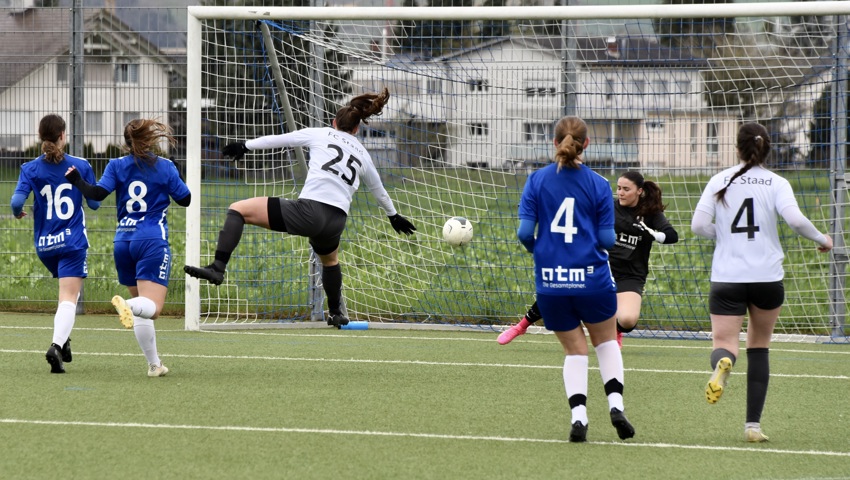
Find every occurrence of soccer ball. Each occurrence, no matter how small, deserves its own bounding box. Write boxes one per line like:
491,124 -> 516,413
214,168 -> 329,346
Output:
442,217 -> 474,247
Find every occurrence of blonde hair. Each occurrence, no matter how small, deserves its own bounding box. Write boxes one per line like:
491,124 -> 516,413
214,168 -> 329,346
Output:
123,118 -> 175,166
553,116 -> 587,171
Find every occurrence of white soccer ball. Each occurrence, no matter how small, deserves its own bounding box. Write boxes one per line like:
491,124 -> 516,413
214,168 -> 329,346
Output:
442,216 -> 474,247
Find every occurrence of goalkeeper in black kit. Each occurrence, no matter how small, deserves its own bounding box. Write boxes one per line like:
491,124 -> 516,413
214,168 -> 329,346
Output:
498,171 -> 678,347
184,88 -> 416,327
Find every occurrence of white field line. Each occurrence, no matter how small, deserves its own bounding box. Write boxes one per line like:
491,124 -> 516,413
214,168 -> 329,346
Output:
2,324 -> 850,356
0,418 -> 848,458
0,348 -> 847,380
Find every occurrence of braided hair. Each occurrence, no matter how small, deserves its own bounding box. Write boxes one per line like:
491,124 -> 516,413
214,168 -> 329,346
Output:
715,122 -> 770,205
553,116 -> 587,172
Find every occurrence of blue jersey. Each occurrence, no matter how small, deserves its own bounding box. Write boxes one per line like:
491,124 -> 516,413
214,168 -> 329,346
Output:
518,163 -> 616,295
96,155 -> 190,242
13,154 -> 96,256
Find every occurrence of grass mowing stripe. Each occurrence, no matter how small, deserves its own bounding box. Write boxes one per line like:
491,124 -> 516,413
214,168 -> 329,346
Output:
2,418 -> 848,458
2,348 -> 848,379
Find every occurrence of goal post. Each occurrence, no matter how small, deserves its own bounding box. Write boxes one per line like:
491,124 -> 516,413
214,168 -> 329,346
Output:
185,4 -> 849,342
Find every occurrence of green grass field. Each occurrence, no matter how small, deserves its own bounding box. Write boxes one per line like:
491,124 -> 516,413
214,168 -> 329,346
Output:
2,313 -> 848,479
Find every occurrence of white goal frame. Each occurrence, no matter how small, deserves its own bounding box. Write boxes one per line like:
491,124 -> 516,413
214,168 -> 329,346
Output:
185,2 -> 850,332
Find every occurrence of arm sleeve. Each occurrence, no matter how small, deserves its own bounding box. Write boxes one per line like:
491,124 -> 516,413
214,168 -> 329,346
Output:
517,218 -> 536,253
360,159 -> 397,216
175,193 -> 191,207
598,227 -> 616,249
10,193 -> 27,217
68,175 -> 110,201
780,205 -> 827,245
651,212 -> 679,244
245,130 -> 311,150
691,209 -> 716,239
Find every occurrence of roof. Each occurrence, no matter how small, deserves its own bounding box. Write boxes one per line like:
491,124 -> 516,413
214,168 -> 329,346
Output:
431,34 -> 710,68
0,7 -> 180,93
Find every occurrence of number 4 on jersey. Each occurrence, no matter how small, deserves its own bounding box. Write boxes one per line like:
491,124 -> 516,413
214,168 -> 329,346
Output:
551,197 -> 578,243
731,197 -> 760,239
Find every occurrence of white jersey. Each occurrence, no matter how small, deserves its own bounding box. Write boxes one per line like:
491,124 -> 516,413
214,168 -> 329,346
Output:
246,127 -> 397,216
694,164 -> 799,282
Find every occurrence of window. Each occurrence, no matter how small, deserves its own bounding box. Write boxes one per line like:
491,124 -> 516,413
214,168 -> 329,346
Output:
114,62 -> 139,84
689,123 -> 698,156
646,121 -> 664,131
0,135 -> 21,151
605,77 -> 615,99
123,112 -> 140,128
426,78 -> 442,94
524,80 -> 557,97
85,111 -> 103,134
677,78 -> 690,94
56,57 -> 68,83
633,79 -> 646,95
469,123 -> 489,136
469,79 -> 489,92
523,123 -> 553,142
707,122 -> 719,155
653,79 -> 667,95
361,127 -> 390,138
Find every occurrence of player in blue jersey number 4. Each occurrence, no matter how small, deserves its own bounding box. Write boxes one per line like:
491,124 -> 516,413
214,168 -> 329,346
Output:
517,116 -> 634,443
66,119 -> 191,378
183,88 -> 415,328
12,114 -> 101,374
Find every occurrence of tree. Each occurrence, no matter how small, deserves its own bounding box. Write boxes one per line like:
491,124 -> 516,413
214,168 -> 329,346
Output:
653,0 -> 735,59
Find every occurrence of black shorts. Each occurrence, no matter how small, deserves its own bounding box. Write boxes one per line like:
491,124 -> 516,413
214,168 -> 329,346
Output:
709,281 -> 785,316
613,274 -> 645,296
267,198 -> 347,255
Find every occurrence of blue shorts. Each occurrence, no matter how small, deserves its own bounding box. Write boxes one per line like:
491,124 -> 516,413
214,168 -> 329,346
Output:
536,292 -> 618,332
113,239 -> 171,287
39,249 -> 88,279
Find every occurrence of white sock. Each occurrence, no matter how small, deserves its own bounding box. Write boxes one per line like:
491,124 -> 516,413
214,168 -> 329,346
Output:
596,340 -> 625,412
564,355 -> 589,425
127,296 -> 157,318
52,301 -> 76,345
133,317 -> 160,365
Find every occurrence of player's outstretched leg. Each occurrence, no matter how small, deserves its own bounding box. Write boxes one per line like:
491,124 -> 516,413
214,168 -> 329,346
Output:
184,264 -> 225,285
706,357 -> 733,404
497,317 -> 530,345
610,408 -> 635,440
45,344 -> 65,374
111,295 -> 135,329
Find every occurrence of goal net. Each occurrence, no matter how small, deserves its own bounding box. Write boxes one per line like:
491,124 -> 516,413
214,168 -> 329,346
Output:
185,4 -> 849,341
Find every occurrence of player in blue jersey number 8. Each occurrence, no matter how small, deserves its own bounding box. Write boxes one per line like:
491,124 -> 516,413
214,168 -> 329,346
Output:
66,119 -> 192,378
183,88 -> 416,328
11,114 -> 101,374
516,116 -> 634,443
691,122 -> 832,442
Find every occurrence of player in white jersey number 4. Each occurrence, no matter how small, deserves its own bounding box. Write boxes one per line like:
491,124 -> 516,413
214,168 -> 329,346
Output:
691,122 -> 832,442
184,88 -> 416,328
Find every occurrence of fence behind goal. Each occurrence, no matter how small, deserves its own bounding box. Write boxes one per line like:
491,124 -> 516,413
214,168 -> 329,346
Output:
195,5 -> 846,341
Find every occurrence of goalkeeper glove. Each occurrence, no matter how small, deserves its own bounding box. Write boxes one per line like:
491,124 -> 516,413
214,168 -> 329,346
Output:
639,220 -> 666,243
389,214 -> 416,235
222,141 -> 250,161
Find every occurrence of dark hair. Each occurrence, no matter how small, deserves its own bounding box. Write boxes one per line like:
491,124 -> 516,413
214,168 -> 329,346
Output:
620,170 -> 666,216
334,88 -> 390,133
123,118 -> 176,166
39,114 -> 66,164
553,116 -> 587,171
715,122 -> 770,205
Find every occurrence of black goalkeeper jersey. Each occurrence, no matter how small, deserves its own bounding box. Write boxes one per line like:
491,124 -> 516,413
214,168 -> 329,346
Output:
609,200 -> 677,282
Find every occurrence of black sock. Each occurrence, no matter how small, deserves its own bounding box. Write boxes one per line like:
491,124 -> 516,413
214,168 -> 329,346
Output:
526,301 -> 542,323
746,348 -> 770,423
323,264 -> 343,315
710,348 -> 737,369
213,209 -> 245,270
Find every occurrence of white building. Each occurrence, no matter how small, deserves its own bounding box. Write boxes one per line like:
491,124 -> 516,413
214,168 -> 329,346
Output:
0,7 -> 177,153
348,34 -> 739,171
